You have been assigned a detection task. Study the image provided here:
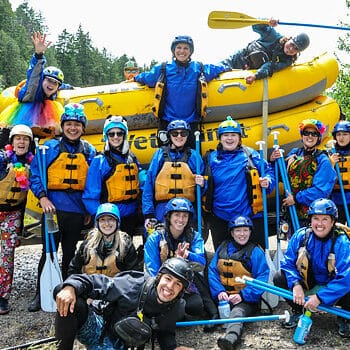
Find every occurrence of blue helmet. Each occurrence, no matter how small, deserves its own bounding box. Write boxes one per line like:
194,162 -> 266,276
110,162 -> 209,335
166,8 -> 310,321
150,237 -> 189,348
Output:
164,197 -> 194,216
307,198 -> 338,219
61,103 -> 87,127
43,66 -> 64,85
217,116 -> 242,137
167,120 -> 191,132
228,215 -> 253,230
332,120 -> 350,138
171,35 -> 194,55
95,203 -> 121,224
103,115 -> 128,141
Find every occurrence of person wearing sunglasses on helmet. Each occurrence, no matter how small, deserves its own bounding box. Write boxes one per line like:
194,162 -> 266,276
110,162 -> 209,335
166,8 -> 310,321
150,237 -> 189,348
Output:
27,103 -> 96,312
82,115 -> 147,239
55,257 -> 195,350
123,60 -> 140,81
328,120 -> 350,224
68,203 -> 140,277
220,18 -> 310,85
270,119 -> 336,228
134,35 -> 227,149
208,215 -> 269,350
142,120 -> 205,240
273,198 -> 350,337
144,197 -> 220,332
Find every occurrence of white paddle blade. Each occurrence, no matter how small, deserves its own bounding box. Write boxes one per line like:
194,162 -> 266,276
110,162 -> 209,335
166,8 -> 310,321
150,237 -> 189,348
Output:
261,252 -> 279,310
40,254 -> 62,312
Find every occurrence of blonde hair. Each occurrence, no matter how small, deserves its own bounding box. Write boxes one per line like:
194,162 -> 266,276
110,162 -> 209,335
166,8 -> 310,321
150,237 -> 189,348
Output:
82,227 -> 128,263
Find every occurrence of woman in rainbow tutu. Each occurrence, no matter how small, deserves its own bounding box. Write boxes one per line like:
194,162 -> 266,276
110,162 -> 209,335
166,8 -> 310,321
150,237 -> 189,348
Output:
0,32 -> 64,138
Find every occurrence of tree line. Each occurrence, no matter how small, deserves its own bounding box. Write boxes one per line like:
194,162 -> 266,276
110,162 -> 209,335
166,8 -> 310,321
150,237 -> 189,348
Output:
0,0 -> 349,117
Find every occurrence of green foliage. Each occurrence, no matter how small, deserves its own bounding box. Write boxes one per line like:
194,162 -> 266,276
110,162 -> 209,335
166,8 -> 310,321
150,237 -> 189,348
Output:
0,0 -> 150,90
329,0 -> 350,118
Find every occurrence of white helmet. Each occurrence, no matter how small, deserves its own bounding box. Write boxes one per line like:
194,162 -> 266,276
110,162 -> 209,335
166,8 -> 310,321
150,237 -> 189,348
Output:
9,125 -> 33,142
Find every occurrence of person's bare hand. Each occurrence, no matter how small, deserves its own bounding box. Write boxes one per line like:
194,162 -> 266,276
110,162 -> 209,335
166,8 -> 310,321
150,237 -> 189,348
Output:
245,75 -> 256,85
56,286 -> 76,317
31,31 -> 52,55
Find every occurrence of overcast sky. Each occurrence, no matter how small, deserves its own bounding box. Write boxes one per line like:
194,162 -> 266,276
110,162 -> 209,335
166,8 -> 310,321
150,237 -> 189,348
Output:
9,0 -> 349,66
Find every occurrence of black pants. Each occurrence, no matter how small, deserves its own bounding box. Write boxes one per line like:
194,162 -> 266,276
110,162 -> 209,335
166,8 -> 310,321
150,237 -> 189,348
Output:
35,210 -> 85,292
55,296 -> 88,350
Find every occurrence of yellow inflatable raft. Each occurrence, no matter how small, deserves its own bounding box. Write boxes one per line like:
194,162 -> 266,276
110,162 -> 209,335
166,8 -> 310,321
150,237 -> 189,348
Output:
0,52 -> 338,136
25,94 -> 340,220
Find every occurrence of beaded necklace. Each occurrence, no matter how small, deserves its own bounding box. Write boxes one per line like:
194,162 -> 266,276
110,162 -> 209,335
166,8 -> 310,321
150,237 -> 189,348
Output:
4,144 -> 34,191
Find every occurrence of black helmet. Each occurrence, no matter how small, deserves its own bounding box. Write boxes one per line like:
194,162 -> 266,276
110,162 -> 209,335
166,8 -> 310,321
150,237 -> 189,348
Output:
158,257 -> 193,289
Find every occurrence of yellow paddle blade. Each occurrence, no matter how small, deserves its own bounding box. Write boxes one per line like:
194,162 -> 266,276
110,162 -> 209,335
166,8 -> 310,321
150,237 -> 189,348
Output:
208,11 -> 269,29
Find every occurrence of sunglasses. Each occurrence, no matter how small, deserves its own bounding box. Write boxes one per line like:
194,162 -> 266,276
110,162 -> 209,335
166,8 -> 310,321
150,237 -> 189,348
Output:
125,69 -> 139,74
170,130 -> 189,137
302,130 -> 319,137
107,131 -> 125,138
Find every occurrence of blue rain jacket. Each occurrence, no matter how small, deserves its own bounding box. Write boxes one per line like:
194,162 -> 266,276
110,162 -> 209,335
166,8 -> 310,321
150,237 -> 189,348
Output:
208,239 -> 269,302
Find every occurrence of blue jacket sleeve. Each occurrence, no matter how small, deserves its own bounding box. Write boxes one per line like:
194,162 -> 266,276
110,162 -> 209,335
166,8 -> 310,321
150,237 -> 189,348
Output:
141,149 -> 163,217
134,63 -> 163,87
203,62 -> 226,81
82,155 -> 111,215
208,246 -> 226,300
317,234 -> 350,305
187,230 -> 206,266
240,246 -> 269,303
18,54 -> 46,102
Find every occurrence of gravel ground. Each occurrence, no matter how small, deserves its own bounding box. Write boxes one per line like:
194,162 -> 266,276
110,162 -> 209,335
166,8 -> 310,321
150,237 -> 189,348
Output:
1,236 -> 349,350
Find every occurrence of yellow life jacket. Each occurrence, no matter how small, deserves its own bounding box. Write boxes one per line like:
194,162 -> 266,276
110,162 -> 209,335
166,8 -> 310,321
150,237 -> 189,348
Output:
155,147 -> 195,202
243,146 -> 263,214
0,164 -> 29,206
334,154 -> 350,190
104,152 -> 140,202
217,241 -> 254,294
288,152 -> 318,219
47,140 -> 90,191
83,252 -> 119,277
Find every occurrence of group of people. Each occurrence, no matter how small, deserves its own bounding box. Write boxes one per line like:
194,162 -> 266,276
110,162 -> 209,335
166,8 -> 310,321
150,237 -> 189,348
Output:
0,20 -> 349,350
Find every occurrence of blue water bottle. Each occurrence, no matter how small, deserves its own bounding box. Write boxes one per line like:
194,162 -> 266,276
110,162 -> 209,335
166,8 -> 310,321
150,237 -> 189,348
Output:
293,310 -> 313,345
218,300 -> 230,319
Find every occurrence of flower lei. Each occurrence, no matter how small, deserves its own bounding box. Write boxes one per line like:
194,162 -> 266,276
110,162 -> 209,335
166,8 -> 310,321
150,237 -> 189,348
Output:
4,144 -> 34,191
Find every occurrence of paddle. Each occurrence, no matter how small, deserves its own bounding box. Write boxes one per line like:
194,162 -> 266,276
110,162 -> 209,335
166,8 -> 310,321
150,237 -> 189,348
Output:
208,11 -> 350,31
271,132 -> 284,271
37,144 -> 62,312
256,140 -> 279,309
328,140 -> 350,224
194,131 -> 202,237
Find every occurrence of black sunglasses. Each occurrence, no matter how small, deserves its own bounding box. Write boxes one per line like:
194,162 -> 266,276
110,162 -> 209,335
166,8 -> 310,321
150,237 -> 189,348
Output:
170,130 -> 189,137
107,131 -> 125,138
302,130 -> 319,137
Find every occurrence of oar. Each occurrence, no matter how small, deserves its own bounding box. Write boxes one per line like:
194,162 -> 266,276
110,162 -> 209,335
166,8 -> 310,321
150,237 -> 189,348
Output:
194,131 -> 202,237
238,276 -> 350,320
39,145 -> 62,312
176,311 -> 290,327
208,11 -> 350,31
328,140 -> 350,224
256,140 -> 279,309
271,132 -> 283,271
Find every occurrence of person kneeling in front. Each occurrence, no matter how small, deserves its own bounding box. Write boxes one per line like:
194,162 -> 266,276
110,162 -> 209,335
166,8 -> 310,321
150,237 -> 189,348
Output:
54,257 -> 195,350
